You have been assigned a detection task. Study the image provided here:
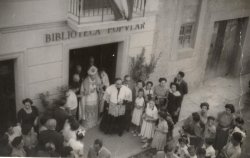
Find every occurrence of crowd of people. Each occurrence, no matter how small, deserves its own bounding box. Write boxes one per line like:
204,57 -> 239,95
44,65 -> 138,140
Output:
0,57 -> 247,158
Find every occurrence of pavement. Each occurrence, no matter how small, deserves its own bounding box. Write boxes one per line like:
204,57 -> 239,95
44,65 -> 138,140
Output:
82,74 -> 250,158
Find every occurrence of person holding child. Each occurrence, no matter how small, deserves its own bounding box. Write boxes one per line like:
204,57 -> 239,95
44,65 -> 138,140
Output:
151,111 -> 169,151
131,89 -> 145,136
140,98 -> 158,148
144,81 -> 154,102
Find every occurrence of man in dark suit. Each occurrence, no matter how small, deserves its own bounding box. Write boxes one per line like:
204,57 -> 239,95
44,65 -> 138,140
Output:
38,119 -> 64,154
174,71 -> 188,104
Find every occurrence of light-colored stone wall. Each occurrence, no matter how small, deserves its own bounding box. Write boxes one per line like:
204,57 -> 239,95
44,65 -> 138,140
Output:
151,0 -> 250,92
0,0 -> 157,111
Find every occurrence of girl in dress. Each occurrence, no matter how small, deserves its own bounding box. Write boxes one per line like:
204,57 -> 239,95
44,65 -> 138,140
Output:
140,99 -> 158,148
62,116 -> 80,143
151,111 -> 168,151
175,136 -> 189,158
131,89 -> 145,136
144,81 -> 154,103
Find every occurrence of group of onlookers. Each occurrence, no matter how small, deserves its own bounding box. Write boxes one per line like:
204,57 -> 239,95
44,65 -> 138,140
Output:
0,56 -> 247,158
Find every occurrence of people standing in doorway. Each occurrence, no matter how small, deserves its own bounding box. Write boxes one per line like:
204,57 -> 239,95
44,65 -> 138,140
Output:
173,71 -> 188,105
79,66 -> 100,129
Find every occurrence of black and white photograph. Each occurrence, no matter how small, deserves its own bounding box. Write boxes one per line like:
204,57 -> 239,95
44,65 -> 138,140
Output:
0,0 -> 250,157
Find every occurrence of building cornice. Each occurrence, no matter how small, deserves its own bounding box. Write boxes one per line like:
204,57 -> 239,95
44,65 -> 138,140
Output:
0,21 -> 67,34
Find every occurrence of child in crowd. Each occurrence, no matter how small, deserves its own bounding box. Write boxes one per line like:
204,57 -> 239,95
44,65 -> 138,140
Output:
175,137 -> 189,158
11,136 -> 27,157
151,111 -> 168,151
144,81 -> 154,102
131,89 -> 145,136
204,116 -> 216,140
5,122 -> 22,144
140,99 -> 158,148
187,146 -> 197,158
204,138 -> 215,158
231,116 -> 246,143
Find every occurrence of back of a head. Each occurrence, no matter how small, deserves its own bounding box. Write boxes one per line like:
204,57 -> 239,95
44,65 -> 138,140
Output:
46,119 -> 57,130
61,146 -> 73,157
192,112 -> 200,122
196,148 -> 206,157
11,136 -> 23,148
164,144 -> 174,153
21,124 -> 33,135
94,139 -> 103,148
232,132 -> 243,143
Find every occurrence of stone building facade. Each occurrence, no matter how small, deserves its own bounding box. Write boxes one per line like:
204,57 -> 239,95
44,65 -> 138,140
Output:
0,0 -> 250,113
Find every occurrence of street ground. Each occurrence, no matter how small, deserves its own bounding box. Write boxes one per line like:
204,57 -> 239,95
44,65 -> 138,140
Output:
83,74 -> 250,158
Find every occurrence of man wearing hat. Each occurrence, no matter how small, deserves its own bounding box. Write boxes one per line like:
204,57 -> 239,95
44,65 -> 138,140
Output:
79,66 -> 100,129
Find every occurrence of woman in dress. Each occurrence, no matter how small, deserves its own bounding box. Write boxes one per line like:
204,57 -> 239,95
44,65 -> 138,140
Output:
140,99 -> 158,148
17,98 -> 38,127
79,66 -> 100,129
214,104 -> 235,153
198,102 -> 209,124
167,83 -> 181,124
154,78 -> 169,110
151,111 -> 168,151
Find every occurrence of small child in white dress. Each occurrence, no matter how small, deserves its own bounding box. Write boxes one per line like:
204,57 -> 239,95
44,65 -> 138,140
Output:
131,89 -> 145,136
140,99 -> 158,148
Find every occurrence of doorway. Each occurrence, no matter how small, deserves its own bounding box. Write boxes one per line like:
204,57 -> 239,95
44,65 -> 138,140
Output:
0,59 -> 16,135
69,42 -> 118,84
204,17 -> 249,81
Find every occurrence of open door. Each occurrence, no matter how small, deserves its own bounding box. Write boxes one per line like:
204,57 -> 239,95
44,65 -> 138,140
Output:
0,59 -> 16,135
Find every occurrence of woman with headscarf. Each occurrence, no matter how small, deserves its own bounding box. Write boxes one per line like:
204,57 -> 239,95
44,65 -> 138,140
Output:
214,104 -> 235,153
79,66 -> 100,129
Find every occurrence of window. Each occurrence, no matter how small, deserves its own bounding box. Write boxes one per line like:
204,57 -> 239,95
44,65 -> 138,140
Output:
179,23 -> 195,49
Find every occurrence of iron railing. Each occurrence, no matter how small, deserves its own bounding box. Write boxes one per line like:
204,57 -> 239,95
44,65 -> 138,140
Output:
68,0 -> 146,24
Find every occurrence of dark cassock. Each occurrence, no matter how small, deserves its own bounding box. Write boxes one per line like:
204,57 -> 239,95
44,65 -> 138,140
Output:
99,81 -> 132,136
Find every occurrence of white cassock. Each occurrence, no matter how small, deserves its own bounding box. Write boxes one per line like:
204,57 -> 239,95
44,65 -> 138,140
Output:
103,85 -> 131,117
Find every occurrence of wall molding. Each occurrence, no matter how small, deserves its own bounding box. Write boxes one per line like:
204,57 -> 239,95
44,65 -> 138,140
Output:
0,21 -> 67,34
